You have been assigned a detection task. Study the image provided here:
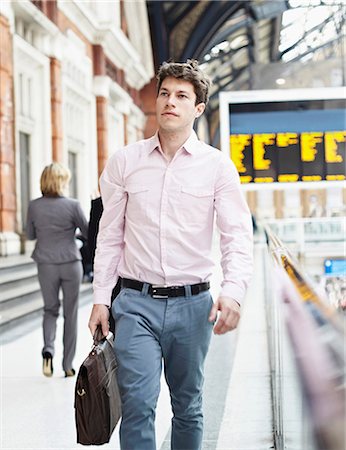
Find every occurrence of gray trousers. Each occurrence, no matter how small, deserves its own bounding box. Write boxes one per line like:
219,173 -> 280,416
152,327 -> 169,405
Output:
113,285 -> 214,450
37,261 -> 83,371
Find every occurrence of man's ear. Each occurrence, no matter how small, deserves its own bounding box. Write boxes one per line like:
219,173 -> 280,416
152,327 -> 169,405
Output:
195,103 -> 206,118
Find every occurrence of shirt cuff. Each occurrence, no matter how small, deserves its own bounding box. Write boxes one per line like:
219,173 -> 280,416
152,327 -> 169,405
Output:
220,283 -> 245,306
93,287 -> 113,307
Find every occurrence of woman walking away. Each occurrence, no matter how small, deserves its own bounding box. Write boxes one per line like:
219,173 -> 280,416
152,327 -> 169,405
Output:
26,163 -> 88,378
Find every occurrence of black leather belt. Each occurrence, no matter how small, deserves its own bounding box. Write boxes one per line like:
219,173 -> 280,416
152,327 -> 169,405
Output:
121,277 -> 210,299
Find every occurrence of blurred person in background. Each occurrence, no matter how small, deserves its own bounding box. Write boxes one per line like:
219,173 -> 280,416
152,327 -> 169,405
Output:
88,60 -> 253,450
26,163 -> 88,378
308,194 -> 324,218
87,195 -> 103,276
87,194 -> 120,334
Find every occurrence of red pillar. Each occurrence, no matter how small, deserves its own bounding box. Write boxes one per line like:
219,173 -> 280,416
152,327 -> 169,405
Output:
50,57 -> 63,163
96,97 -> 108,178
123,113 -> 128,146
93,45 -> 108,177
140,77 -> 157,138
0,14 -> 16,234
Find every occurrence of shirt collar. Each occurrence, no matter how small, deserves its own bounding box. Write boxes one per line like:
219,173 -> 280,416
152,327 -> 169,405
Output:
147,130 -> 200,155
182,131 -> 199,155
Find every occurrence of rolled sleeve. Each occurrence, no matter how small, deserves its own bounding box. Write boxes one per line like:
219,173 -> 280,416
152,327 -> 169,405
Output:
214,154 -> 253,305
93,151 -> 127,306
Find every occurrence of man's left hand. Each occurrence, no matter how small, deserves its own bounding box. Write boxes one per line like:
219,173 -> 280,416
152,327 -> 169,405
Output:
208,296 -> 241,334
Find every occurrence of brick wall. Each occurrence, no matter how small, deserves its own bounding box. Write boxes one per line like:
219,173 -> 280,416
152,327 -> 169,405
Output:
0,14 -> 16,232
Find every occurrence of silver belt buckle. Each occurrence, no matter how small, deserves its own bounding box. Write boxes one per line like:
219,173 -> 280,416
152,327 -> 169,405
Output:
152,285 -> 169,299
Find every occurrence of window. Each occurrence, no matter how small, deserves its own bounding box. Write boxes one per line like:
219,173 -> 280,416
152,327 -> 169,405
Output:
68,151 -> 78,198
20,132 -> 31,231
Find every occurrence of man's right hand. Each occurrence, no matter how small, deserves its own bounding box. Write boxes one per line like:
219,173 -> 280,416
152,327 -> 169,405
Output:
88,304 -> 110,337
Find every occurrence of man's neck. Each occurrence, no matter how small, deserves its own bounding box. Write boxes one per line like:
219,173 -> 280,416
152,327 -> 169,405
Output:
158,128 -> 192,160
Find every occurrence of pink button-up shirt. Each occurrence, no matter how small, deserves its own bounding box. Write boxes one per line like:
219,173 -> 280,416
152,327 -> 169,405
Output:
93,131 -> 253,306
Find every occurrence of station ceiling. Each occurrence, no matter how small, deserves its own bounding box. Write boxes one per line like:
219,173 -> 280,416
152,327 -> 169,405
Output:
148,0 -> 287,107
147,0 -> 345,143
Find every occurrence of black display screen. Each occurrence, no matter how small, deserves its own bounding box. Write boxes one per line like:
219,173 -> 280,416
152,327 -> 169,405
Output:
228,99 -> 346,184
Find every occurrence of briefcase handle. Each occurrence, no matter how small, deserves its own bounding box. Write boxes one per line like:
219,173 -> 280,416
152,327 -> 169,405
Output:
93,326 -> 107,346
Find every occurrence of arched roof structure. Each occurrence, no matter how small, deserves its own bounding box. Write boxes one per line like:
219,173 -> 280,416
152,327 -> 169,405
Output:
147,0 -> 345,145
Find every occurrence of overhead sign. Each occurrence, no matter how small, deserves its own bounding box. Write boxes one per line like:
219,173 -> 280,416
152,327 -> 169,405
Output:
324,259 -> 346,276
219,88 -> 346,186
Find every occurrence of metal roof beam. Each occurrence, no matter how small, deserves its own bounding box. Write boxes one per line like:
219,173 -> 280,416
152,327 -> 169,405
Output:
167,2 -> 198,31
148,1 -> 169,64
181,1 -> 244,60
250,0 -> 288,21
210,67 -> 248,99
202,16 -> 252,55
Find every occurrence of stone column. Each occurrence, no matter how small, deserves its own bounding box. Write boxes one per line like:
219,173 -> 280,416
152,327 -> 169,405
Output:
274,190 -> 285,218
50,57 -> 63,163
301,189 -> 326,218
0,14 -> 20,255
246,190 -> 257,218
256,190 -> 275,220
282,190 -> 302,218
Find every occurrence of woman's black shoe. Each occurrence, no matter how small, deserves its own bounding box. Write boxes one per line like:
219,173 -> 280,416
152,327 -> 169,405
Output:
42,352 -> 53,377
64,368 -> 75,377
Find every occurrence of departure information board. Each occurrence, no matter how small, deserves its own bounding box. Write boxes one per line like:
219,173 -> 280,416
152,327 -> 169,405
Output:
220,89 -> 346,185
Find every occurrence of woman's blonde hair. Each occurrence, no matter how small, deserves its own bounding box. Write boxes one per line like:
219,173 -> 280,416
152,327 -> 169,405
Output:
40,163 -> 71,197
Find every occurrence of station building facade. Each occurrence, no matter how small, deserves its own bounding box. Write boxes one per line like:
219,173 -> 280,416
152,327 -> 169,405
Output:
0,0 -> 154,255
1,1 -> 344,258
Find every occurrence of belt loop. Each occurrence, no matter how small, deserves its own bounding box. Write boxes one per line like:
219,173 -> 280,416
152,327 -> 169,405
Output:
142,282 -> 149,296
184,285 -> 192,297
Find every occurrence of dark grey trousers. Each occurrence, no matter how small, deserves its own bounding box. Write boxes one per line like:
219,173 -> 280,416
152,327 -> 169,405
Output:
37,261 -> 83,371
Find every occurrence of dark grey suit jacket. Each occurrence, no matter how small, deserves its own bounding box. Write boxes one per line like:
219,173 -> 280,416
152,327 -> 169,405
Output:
26,196 -> 88,264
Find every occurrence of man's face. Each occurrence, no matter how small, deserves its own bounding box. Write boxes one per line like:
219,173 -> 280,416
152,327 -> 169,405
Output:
156,77 -> 205,133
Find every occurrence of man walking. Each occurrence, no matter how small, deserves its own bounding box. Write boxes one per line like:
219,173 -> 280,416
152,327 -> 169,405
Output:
89,60 -> 253,450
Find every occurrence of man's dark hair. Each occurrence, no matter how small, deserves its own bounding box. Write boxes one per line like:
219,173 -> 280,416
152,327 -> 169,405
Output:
156,59 -> 212,106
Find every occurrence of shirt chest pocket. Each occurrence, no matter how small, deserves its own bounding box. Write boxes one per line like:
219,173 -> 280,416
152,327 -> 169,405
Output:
126,185 -> 149,220
179,186 -> 214,224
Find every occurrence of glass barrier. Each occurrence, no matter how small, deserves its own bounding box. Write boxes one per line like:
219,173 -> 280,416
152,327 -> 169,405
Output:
262,224 -> 345,450
265,217 -> 345,244
265,217 -> 346,311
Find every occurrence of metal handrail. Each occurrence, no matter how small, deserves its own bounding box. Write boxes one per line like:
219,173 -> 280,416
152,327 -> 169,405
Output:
263,223 -> 344,334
